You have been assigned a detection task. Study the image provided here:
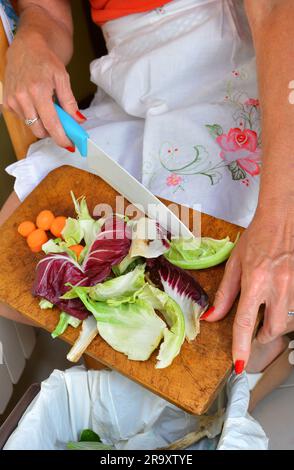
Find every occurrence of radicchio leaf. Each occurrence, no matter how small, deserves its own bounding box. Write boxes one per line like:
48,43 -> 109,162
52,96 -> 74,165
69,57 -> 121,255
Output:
129,217 -> 170,259
32,254 -> 89,320
82,216 -> 131,284
147,257 -> 209,341
33,217 -> 131,319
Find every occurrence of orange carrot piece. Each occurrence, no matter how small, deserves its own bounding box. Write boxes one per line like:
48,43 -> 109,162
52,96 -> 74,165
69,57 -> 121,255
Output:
27,229 -> 48,253
69,244 -> 84,260
36,210 -> 55,231
18,221 -> 36,238
50,216 -> 67,238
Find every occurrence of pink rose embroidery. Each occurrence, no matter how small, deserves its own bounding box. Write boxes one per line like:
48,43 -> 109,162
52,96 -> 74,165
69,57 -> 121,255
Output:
166,174 -> 182,187
244,98 -> 259,107
216,128 -> 261,176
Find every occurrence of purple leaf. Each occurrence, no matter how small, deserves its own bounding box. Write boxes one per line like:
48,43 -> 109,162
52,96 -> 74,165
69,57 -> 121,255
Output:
82,216 -> 131,284
33,217 -> 131,318
33,254 -> 89,320
147,257 -> 209,341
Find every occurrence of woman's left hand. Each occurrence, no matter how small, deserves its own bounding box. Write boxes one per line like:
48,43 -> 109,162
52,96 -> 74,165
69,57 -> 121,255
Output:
204,206 -> 294,370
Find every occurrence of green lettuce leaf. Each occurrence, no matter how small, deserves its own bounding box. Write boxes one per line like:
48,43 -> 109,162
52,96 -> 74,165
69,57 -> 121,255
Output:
68,282 -> 185,368
139,285 -> 185,369
88,264 -> 146,304
39,299 -> 54,309
164,236 -> 238,269
42,239 -> 79,262
62,218 -> 84,246
43,192 -> 105,260
42,239 -> 65,255
68,286 -> 166,362
62,264 -> 146,305
71,191 -> 104,247
67,441 -> 113,450
112,254 -> 143,276
51,312 -> 81,339
79,429 -> 101,442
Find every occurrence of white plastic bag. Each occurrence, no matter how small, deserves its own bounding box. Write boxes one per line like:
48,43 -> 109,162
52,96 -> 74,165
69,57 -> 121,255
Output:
217,373 -> 268,450
4,366 -> 268,450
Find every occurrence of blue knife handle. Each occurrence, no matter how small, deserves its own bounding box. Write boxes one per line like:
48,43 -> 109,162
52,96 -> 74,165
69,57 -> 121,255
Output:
54,103 -> 89,157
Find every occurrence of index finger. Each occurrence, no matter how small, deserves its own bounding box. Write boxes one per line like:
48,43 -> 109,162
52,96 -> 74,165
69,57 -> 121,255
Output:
233,288 -> 261,372
32,92 -> 73,148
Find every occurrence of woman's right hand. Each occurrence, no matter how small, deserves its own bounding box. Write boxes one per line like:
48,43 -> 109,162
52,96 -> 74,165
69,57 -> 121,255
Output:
3,30 -> 85,149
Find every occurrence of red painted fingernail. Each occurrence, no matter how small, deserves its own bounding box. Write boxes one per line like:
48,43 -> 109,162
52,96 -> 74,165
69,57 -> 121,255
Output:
200,306 -> 215,320
76,110 -> 87,121
234,360 -> 245,375
65,146 -> 75,153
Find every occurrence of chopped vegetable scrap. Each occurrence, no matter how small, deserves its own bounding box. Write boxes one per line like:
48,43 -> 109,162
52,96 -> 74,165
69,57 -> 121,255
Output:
63,264 -> 146,304
67,441 -> 113,450
164,236 -> 237,269
18,221 -> 36,238
69,191 -> 104,247
50,216 -> 67,238
147,257 -> 209,341
129,217 -> 170,258
82,216 -> 131,284
18,210 -> 67,253
79,429 -> 101,442
26,193 -> 236,368
67,428 -> 111,450
51,312 -> 81,339
27,228 -> 48,253
65,282 -> 184,367
36,210 -> 55,231
68,244 -> 84,260
67,428 -> 110,450
33,253 -> 89,319
39,299 -> 54,309
66,315 -> 98,362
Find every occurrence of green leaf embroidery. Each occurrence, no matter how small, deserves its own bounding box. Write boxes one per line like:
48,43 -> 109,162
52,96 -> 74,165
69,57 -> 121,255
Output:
206,124 -> 223,139
201,170 -> 223,185
228,161 -> 246,180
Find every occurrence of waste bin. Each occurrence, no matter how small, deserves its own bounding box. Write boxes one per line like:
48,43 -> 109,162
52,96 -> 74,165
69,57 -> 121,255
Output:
1,366 -> 268,450
0,383 -> 40,449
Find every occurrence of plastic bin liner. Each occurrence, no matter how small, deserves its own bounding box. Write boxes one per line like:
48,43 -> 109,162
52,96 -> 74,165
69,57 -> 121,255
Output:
4,366 -> 268,450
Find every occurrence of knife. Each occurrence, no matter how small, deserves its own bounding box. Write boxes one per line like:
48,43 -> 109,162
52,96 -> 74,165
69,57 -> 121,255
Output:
55,104 -> 194,238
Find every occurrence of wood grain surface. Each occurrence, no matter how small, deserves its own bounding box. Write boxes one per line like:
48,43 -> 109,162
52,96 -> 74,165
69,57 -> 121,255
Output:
0,166 -> 244,415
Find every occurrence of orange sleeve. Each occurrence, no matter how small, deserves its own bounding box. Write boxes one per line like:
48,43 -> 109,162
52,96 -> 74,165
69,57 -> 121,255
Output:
90,0 -> 172,25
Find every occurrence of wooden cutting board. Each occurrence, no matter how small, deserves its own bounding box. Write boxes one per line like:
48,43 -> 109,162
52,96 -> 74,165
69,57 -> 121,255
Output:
0,166 -> 243,415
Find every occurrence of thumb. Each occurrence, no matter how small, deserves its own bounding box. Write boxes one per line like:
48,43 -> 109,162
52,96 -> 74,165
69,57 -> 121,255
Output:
203,254 -> 241,322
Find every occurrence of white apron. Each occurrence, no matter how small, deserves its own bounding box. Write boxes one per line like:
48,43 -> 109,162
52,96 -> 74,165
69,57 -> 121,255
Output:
7,0 -> 261,228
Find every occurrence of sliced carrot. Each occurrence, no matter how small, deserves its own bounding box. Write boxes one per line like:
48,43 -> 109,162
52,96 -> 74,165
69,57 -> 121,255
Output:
27,229 -> 48,253
36,210 -> 55,230
18,221 -> 36,238
30,245 -> 44,253
69,244 -> 84,260
50,216 -> 67,238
